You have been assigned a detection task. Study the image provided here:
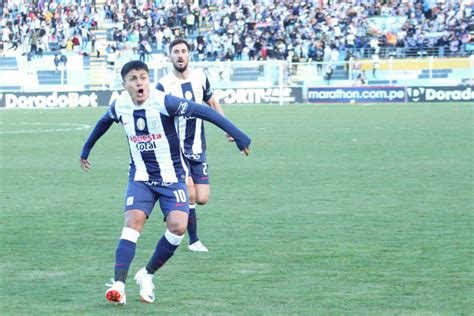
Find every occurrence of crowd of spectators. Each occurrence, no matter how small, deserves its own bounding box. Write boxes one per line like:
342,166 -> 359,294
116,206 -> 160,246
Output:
0,0 -> 100,59
99,0 -> 474,62
0,0 -> 473,64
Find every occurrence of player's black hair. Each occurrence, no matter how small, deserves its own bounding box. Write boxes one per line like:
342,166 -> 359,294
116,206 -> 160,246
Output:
169,38 -> 191,53
121,60 -> 149,80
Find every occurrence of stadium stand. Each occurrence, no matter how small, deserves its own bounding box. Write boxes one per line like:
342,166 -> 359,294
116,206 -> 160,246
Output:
0,0 -> 472,91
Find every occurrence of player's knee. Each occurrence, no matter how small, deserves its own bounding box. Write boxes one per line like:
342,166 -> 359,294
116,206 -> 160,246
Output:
166,210 -> 188,235
195,191 -> 209,205
196,196 -> 208,205
124,210 -> 146,232
194,184 -> 209,205
168,222 -> 187,236
124,220 -> 144,232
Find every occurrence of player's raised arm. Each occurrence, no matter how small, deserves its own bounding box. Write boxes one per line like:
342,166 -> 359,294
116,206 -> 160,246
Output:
79,109 -> 117,171
161,93 -> 251,155
206,95 -> 234,142
202,74 -> 234,142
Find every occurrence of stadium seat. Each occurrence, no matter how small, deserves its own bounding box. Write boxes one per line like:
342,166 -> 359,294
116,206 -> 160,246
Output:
368,80 -> 397,85
0,57 -> 19,71
37,70 -> 67,85
418,69 -> 452,79
0,85 -> 22,91
331,65 -> 350,80
230,67 -> 260,81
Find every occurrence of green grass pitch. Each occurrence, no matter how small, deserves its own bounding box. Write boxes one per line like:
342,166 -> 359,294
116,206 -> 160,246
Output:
0,103 -> 473,315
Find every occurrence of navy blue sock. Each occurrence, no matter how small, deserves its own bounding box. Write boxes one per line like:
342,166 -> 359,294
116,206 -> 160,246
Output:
145,234 -> 179,274
187,207 -> 199,244
114,239 -> 136,283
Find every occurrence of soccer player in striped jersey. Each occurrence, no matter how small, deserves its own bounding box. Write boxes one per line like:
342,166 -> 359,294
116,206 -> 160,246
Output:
156,38 -> 232,252
80,60 -> 250,305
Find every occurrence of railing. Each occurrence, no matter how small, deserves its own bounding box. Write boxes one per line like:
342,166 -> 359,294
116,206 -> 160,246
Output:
0,55 -> 472,96
344,44 -> 473,60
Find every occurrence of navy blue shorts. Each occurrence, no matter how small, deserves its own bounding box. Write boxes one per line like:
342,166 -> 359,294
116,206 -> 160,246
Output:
186,159 -> 210,185
124,181 -> 189,218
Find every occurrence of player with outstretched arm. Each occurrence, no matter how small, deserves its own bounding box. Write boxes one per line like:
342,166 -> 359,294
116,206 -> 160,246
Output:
157,38 -> 233,252
79,60 -> 250,305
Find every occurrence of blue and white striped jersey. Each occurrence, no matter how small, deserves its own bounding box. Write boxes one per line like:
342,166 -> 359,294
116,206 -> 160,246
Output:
81,89 -> 251,185
156,68 -> 213,161
108,90 -> 188,183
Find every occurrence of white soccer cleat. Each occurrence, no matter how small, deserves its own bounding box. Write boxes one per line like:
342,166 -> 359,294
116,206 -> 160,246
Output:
134,267 -> 155,303
188,240 -> 209,252
105,280 -> 126,305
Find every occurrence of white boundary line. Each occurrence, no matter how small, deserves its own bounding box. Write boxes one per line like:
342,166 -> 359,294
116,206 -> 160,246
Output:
0,123 -> 91,134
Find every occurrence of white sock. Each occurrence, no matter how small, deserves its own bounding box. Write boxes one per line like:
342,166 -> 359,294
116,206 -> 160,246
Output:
120,227 -> 140,243
165,229 -> 184,246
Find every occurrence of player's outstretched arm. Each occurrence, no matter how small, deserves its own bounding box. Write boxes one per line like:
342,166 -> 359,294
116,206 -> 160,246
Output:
79,112 -> 115,171
207,96 -> 234,142
192,104 -> 251,155
164,94 -> 251,155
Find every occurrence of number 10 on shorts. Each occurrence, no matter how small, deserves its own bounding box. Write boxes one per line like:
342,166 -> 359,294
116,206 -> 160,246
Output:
173,189 -> 187,202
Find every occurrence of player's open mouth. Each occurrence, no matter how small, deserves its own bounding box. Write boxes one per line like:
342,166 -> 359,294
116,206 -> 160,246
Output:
137,88 -> 144,95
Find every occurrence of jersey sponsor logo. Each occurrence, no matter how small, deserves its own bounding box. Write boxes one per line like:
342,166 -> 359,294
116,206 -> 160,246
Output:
136,118 -> 146,131
130,133 -> 162,152
129,134 -> 162,143
136,141 -> 157,151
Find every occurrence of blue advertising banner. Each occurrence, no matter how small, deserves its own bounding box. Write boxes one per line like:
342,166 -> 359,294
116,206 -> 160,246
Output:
308,86 -> 406,103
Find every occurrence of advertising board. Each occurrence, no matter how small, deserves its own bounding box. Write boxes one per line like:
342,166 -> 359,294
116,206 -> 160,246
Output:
0,91 -> 111,108
407,86 -> 474,102
308,86 -> 406,103
214,87 -> 303,104
0,88 -> 304,108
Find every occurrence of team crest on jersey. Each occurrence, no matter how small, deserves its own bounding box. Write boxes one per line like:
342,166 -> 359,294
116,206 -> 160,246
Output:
184,91 -> 193,100
149,120 -> 159,128
136,118 -> 146,131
